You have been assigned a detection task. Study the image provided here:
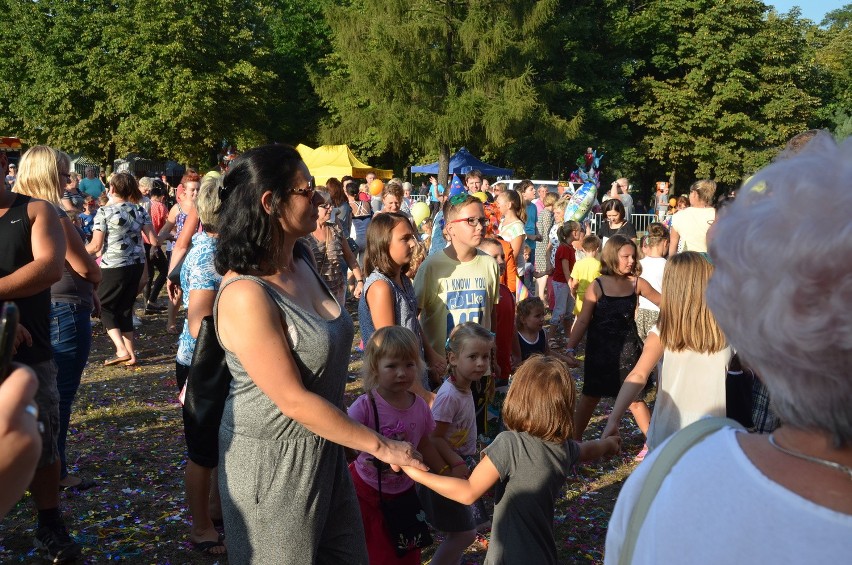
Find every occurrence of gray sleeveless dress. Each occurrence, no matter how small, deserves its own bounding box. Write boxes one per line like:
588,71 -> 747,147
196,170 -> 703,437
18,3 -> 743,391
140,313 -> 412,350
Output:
214,270 -> 366,564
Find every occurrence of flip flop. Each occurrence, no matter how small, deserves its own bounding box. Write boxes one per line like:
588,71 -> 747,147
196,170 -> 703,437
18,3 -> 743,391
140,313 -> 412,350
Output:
192,539 -> 226,555
104,355 -> 131,366
123,360 -> 138,367
60,475 -> 97,491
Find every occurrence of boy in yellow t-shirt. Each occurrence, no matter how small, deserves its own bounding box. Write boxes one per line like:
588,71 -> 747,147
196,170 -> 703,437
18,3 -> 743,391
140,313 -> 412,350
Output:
569,235 -> 601,316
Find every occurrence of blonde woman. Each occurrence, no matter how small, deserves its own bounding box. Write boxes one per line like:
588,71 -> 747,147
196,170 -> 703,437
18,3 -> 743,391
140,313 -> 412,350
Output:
15,147 -> 102,489
602,252 -> 729,450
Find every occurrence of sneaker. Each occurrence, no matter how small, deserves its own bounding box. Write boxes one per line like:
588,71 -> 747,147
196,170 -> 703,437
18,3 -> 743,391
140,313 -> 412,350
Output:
34,523 -> 81,563
132,314 -> 142,328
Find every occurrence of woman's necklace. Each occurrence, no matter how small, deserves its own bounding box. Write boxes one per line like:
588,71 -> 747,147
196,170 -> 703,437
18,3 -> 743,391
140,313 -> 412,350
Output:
768,433 -> 852,480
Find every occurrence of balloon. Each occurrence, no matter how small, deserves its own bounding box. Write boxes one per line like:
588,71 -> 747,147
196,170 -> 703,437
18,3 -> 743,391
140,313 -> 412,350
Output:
410,201 -> 430,227
564,182 -> 597,222
369,178 -> 384,196
448,174 -> 465,197
472,191 -> 488,203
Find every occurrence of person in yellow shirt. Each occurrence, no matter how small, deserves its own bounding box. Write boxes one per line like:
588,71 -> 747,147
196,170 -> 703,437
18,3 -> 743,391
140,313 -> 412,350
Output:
569,235 -> 602,316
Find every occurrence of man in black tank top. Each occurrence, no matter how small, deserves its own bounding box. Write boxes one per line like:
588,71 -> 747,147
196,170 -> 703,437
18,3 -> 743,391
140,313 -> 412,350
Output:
0,185 -> 82,562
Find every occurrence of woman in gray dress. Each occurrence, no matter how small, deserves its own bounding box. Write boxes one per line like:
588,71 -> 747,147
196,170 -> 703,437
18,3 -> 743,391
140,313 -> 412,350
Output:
213,144 -> 426,564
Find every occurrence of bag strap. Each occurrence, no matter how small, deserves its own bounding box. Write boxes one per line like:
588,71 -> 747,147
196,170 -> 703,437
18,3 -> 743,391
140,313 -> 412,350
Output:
367,391 -> 384,500
618,417 -> 745,565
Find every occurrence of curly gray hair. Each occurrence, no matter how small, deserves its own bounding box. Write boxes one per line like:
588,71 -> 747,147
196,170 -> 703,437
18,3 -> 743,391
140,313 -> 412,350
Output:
707,132 -> 852,447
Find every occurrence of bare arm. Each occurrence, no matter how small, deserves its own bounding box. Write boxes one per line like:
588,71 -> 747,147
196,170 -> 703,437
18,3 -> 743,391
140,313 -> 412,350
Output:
579,436 -> 621,462
668,226 -> 680,256
509,234 -> 524,267
0,365 -> 41,518
85,229 -> 104,256
186,289 -> 216,339
430,420 -> 466,472
0,200 -> 65,300
637,277 -> 661,307
402,454 -> 501,505
338,230 -> 364,298
218,279 -> 426,469
566,282 -> 599,350
142,224 -> 159,247
602,333 -> 664,440
60,216 -> 101,284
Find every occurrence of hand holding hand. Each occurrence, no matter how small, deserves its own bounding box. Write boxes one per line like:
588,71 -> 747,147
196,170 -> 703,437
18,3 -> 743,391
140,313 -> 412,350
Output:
376,439 -> 427,472
601,420 -> 619,441
564,352 -> 580,368
604,435 -> 622,456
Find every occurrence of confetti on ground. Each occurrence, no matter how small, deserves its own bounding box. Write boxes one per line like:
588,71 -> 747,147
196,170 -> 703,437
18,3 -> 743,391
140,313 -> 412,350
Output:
0,302 -> 644,564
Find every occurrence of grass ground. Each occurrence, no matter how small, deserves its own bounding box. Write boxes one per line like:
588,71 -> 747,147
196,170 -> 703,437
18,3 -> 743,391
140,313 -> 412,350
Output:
0,300 -> 647,564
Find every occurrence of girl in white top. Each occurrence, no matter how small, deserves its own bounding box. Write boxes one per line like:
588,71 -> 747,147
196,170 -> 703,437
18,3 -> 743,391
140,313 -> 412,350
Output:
602,252 -> 730,450
635,223 -> 668,340
495,189 -> 527,279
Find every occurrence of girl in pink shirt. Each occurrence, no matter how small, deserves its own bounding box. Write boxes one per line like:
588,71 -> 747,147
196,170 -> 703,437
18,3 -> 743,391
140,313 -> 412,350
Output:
348,327 -> 444,564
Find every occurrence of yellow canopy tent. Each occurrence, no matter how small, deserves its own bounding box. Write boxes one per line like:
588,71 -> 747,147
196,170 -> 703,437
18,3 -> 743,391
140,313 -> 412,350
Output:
296,144 -> 393,186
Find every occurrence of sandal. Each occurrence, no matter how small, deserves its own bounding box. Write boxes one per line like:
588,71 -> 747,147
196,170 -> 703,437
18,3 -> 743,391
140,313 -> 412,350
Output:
60,475 -> 97,491
192,535 -> 227,556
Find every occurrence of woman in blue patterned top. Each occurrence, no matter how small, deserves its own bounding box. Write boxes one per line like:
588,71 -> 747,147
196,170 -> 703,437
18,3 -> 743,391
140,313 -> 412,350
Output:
175,175 -> 226,555
86,173 -> 158,366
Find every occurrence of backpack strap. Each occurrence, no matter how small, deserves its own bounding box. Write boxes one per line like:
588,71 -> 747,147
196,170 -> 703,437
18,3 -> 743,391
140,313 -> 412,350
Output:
618,417 -> 745,565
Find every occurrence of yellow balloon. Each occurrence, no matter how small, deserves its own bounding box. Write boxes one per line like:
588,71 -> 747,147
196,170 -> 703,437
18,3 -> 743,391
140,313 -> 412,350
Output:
411,201 -> 430,226
472,191 -> 488,203
369,178 -> 384,196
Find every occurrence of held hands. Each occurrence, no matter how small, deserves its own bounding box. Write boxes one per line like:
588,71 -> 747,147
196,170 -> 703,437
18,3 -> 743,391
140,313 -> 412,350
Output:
601,419 -> 620,441
603,435 -> 622,456
376,438 -> 427,472
564,352 -> 580,368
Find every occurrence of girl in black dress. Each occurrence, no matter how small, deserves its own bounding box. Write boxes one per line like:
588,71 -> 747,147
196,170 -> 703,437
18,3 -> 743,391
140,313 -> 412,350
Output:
564,235 -> 660,440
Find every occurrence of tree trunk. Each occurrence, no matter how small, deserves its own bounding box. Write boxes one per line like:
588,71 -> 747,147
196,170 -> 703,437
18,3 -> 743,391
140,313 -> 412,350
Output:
438,143 -> 450,188
668,169 -> 676,194
107,141 -> 116,175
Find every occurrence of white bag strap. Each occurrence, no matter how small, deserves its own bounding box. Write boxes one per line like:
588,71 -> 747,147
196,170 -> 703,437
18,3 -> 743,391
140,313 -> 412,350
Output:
618,417 -> 745,565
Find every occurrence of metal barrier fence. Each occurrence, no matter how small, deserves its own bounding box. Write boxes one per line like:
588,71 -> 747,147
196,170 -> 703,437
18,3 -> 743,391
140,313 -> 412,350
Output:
590,213 -> 671,236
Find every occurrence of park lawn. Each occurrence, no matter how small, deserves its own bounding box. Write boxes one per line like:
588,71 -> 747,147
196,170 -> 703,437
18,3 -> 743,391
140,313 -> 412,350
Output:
0,302 -> 645,564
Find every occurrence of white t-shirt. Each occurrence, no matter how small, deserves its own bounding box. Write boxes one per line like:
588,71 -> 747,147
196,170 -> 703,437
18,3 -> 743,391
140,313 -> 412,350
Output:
638,256 -> 666,311
606,428 -> 852,564
670,207 -> 715,252
646,327 -> 730,450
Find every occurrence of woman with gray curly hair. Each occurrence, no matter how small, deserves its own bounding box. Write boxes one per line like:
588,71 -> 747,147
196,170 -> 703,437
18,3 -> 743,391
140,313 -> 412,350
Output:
605,132 -> 852,563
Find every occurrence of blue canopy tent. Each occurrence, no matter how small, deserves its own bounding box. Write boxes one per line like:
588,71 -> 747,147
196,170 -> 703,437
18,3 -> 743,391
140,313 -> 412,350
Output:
410,147 -> 513,176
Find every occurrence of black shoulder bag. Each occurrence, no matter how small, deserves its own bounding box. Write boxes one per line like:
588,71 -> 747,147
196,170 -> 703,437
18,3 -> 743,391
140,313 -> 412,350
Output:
182,315 -> 232,466
368,392 -> 433,556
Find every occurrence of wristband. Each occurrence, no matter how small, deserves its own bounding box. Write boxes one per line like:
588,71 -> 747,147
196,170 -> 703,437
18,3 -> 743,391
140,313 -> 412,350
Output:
356,279 -> 364,283
566,347 -> 576,354
437,465 -> 450,475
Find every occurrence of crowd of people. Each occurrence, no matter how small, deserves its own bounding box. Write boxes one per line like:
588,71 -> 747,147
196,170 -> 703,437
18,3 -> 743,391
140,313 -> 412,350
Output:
0,131 -> 850,564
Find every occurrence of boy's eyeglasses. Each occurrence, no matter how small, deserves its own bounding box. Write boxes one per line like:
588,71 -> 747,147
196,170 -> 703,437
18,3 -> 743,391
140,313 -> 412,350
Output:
449,216 -> 488,227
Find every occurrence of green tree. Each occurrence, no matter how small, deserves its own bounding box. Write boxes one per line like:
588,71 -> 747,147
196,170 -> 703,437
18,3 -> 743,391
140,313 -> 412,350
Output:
814,4 -> 852,137
623,0 -> 818,187
314,0 -> 581,185
0,0 -> 280,165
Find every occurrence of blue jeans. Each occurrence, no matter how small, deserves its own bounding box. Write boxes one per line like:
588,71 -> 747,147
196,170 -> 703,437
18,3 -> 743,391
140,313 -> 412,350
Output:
50,301 -> 93,478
